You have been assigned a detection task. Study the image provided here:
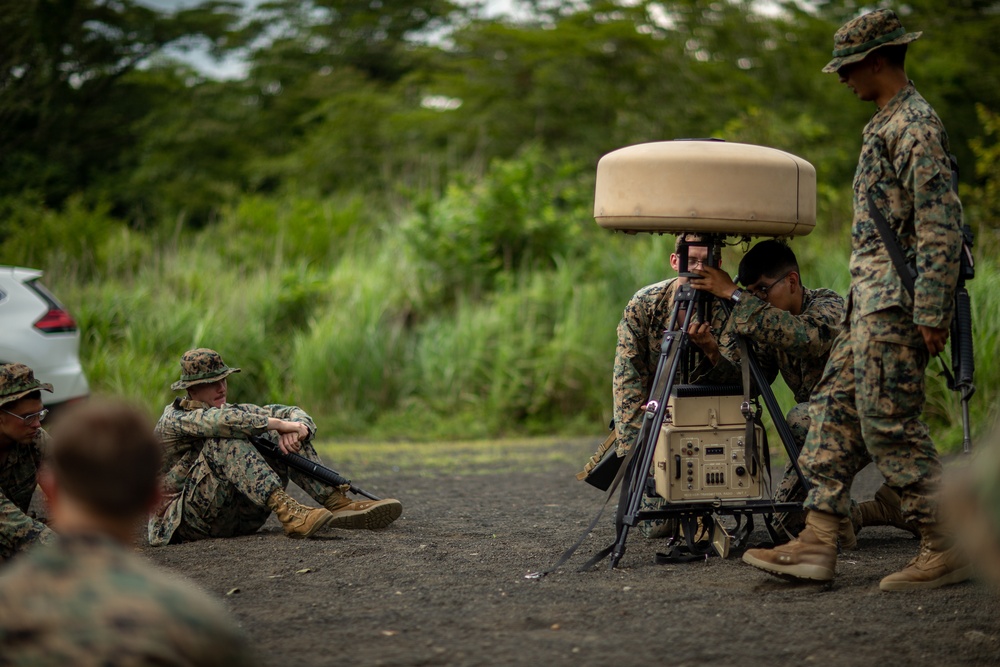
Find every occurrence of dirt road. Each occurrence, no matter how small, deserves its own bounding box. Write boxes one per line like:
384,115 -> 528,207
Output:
141,438 -> 999,667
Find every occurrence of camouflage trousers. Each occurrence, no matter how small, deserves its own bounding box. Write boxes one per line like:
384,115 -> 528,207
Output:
172,437 -> 336,543
801,308 -> 940,525
768,402 -> 811,536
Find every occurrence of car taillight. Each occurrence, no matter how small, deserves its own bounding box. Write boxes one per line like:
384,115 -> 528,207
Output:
34,308 -> 77,333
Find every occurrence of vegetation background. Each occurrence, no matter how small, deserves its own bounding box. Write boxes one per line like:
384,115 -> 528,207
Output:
1,0 -> 997,451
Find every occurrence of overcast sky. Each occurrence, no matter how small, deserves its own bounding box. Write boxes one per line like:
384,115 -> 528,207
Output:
138,0 -> 524,79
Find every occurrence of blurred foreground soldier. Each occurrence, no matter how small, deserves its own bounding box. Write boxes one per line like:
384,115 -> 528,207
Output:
944,421 -> 1000,590
743,9 -> 969,591
0,399 -> 258,665
0,363 -> 56,560
148,348 -> 401,546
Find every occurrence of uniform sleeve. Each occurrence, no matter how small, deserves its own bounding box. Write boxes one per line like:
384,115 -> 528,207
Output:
157,404 -> 269,442
728,291 -> 845,358
613,297 -> 652,455
895,125 -> 962,328
0,493 -> 54,561
262,405 -> 317,440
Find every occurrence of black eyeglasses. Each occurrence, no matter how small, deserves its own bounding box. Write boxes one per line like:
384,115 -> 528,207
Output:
749,270 -> 793,301
1,408 -> 49,424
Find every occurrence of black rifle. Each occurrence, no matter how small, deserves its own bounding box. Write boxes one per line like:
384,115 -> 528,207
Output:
249,434 -> 382,501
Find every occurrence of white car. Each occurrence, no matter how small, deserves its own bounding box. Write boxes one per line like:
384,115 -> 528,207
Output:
0,266 -> 90,410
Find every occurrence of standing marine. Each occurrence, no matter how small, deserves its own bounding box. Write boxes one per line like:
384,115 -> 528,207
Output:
742,9 -> 969,591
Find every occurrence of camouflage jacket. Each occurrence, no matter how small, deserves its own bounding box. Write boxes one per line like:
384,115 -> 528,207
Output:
613,278 -> 738,454
713,287 -> 846,403
0,532 -> 260,665
0,430 -> 55,561
149,398 -> 315,545
852,82 -> 962,332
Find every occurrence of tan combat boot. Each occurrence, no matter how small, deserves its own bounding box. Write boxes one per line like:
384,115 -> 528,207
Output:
879,527 -> 972,592
323,487 -> 402,530
838,516 -> 858,551
267,488 -> 334,539
856,484 -> 920,537
743,510 -> 841,581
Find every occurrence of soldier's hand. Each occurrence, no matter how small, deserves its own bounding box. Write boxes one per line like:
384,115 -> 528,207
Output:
268,419 -> 309,454
917,324 -> 949,355
687,322 -> 721,365
278,431 -> 303,455
689,266 -> 738,299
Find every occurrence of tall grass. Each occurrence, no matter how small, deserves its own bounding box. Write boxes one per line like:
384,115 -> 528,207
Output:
12,160 -> 998,453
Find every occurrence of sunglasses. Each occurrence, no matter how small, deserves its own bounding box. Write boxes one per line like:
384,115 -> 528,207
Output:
1,408 -> 49,425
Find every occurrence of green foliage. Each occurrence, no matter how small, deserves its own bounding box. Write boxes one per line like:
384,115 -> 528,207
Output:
403,146 -> 596,309
11,0 -> 1000,450
0,196 -> 148,282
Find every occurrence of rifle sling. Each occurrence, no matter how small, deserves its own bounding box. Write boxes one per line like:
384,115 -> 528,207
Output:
866,190 -> 957,386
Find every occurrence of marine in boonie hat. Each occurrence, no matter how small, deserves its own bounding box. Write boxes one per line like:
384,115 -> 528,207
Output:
822,9 -> 922,74
170,348 -> 241,391
0,363 -> 53,408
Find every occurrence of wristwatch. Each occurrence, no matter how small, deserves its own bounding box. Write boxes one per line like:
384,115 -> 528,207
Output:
730,288 -> 744,303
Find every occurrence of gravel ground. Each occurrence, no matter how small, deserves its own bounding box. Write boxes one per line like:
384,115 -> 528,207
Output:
139,438 -> 1000,667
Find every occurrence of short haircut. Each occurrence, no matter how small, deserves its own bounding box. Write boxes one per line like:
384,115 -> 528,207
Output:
47,399 -> 162,517
737,240 -> 799,286
674,232 -> 706,253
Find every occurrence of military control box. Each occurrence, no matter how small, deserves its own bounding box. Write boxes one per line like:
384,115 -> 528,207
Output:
652,385 -> 763,503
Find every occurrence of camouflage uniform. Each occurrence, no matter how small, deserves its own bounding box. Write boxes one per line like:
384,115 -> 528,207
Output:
614,278 -> 736,536
0,532 -> 258,665
801,82 -> 962,525
716,288 -> 846,531
0,364 -> 56,561
614,278 -> 736,456
149,398 -> 338,546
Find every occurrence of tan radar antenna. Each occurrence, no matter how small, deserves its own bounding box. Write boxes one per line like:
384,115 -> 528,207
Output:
577,140 -> 817,570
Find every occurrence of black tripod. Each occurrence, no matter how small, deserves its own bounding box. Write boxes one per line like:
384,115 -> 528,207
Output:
591,235 -> 810,570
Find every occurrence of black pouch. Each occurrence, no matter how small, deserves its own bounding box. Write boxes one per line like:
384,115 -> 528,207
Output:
575,429 -> 622,491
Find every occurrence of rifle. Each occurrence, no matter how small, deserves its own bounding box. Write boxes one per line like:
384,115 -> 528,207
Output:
249,434 -> 382,501
866,154 -> 975,453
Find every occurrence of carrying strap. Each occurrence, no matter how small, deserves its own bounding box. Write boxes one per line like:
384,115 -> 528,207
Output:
867,190 -> 958,387
526,435 -> 640,578
866,189 -> 917,296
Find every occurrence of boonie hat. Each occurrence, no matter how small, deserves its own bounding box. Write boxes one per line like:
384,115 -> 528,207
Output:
822,9 -> 922,74
0,363 -> 53,408
170,348 -> 241,391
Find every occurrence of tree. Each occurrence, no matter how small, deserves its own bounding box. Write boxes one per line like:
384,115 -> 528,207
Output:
0,0 -> 242,208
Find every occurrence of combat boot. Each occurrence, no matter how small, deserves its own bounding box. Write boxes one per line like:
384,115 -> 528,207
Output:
879,527 -> 972,592
856,484 -> 920,537
267,488 -> 334,539
743,510 -> 841,581
323,487 -> 402,530
838,516 -> 858,551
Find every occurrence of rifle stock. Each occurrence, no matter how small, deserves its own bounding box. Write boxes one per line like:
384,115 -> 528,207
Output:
249,434 -> 382,501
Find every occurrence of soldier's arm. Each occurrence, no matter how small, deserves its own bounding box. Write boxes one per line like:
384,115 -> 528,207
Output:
158,403 -> 268,441
727,291 -> 844,358
612,304 -> 651,456
261,404 -> 317,440
896,124 -> 962,329
0,492 -> 54,560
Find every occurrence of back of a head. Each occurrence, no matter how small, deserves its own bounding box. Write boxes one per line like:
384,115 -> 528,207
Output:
738,240 -> 799,286
47,399 -> 162,519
